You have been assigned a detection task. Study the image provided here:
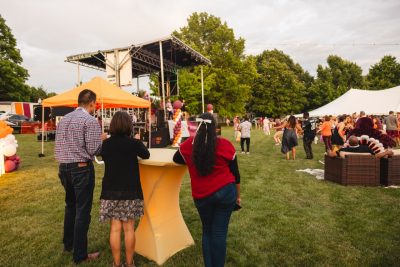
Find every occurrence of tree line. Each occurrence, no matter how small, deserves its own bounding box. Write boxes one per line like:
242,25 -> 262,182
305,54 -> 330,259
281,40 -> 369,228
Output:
0,15 -> 56,103
172,12 -> 400,118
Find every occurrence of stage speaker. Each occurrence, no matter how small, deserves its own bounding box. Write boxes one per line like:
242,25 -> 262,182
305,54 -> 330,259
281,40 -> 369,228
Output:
34,106 -> 51,121
150,128 -> 170,148
156,109 -> 165,128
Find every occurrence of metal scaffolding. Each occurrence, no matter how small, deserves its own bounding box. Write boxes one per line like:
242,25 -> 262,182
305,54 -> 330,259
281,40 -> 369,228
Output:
65,35 -> 211,126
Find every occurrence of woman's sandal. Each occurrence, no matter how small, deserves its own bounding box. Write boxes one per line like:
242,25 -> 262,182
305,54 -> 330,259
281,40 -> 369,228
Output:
124,263 -> 136,267
112,263 -> 122,267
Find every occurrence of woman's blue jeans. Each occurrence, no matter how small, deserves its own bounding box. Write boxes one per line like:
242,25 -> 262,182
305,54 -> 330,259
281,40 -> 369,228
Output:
194,183 -> 237,267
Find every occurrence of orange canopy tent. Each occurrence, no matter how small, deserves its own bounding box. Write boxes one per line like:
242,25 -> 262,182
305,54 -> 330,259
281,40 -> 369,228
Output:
39,77 -> 152,155
42,76 -> 150,108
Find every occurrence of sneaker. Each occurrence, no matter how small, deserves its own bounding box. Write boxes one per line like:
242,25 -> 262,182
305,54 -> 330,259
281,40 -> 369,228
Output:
275,143 -> 280,146
246,152 -> 250,155
241,151 -> 245,154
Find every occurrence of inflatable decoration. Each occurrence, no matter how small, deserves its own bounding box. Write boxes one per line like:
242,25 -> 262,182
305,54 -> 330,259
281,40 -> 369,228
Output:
0,120 -> 19,175
171,100 -> 183,147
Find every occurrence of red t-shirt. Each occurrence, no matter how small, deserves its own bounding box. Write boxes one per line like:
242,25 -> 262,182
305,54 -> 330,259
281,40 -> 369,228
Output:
179,137 -> 236,199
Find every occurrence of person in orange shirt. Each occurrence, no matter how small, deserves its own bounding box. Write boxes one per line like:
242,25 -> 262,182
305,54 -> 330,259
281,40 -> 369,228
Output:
318,115 -> 333,151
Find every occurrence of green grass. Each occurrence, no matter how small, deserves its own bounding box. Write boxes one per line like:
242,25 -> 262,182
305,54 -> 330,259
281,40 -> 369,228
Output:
0,128 -> 400,267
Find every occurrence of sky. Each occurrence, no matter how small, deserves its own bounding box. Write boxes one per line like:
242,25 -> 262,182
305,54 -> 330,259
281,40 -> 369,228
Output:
1,0 -> 400,94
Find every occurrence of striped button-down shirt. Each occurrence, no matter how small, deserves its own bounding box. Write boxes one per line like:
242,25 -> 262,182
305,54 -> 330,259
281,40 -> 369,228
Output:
55,107 -> 102,163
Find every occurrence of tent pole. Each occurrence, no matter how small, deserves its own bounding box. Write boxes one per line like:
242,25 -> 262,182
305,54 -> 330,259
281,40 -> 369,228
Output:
41,105 -> 45,156
115,49 -> 120,87
159,41 -> 166,122
101,100 -> 104,133
77,63 -> 80,85
137,76 -> 140,119
201,66 -> 204,113
177,70 -> 179,96
148,107 -> 152,148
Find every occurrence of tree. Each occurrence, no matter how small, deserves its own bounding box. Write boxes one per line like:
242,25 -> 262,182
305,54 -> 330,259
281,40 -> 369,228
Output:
28,86 -> 56,102
0,15 -> 30,101
306,55 -> 364,110
249,50 -> 309,117
366,55 -> 400,90
172,12 -> 256,117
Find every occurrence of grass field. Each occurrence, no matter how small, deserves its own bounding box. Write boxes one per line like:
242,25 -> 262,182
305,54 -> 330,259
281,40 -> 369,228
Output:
0,128 -> 400,267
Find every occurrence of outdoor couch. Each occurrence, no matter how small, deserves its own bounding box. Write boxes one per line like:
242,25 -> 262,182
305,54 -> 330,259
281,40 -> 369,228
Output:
380,154 -> 400,186
324,154 -> 380,186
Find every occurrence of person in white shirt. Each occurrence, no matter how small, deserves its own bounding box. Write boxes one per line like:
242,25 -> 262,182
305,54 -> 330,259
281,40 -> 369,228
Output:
238,117 -> 252,154
166,99 -> 173,120
263,117 -> 270,135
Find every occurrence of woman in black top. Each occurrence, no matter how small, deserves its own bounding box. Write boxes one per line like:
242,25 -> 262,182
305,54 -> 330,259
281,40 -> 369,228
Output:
100,111 -> 150,267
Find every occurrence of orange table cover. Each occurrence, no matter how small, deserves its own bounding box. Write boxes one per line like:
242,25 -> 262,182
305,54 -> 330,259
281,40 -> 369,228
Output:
136,148 -> 194,265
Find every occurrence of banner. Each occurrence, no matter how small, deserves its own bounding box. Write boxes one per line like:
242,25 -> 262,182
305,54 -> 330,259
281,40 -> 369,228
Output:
105,50 -> 132,86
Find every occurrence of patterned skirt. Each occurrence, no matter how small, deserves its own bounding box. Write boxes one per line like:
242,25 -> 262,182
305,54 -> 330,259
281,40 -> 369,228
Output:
100,199 -> 144,222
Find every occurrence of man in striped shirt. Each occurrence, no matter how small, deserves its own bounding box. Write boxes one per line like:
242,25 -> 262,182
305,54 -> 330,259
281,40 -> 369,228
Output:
55,89 -> 106,264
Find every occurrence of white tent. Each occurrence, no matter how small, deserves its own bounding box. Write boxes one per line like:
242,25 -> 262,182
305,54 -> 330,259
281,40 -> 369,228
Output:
308,85 -> 400,117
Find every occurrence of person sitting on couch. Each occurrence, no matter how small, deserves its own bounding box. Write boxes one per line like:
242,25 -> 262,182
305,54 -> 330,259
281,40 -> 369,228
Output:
327,135 -> 393,158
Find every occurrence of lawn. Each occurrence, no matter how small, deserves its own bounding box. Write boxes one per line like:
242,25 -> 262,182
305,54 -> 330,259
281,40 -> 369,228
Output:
0,128 -> 400,267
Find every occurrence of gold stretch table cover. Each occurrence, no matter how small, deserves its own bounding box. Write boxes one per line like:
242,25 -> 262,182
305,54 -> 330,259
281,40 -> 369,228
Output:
135,148 -> 194,265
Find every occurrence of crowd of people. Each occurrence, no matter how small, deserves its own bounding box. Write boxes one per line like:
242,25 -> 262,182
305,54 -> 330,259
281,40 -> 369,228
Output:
55,89 -> 399,267
229,111 -> 399,160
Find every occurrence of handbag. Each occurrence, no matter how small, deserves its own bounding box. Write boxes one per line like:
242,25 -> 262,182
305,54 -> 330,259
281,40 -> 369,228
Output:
233,203 -> 242,211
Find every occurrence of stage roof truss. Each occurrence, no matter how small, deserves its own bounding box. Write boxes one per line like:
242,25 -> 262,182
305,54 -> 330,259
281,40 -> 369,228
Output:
65,35 -> 211,78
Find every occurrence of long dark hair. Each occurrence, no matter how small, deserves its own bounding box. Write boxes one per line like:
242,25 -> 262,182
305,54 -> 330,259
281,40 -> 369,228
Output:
192,113 -> 217,176
288,115 -> 297,128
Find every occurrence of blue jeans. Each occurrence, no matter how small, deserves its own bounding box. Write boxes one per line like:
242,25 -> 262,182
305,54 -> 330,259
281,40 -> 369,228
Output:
58,162 -> 95,263
194,183 -> 237,267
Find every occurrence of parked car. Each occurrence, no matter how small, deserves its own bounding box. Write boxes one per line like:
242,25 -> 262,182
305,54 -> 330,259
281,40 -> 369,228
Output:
6,114 -> 34,133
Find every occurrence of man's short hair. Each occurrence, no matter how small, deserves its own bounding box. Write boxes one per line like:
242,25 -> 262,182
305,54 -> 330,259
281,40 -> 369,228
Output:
78,89 -> 96,106
303,112 -> 309,119
348,136 -> 359,146
389,111 -> 394,115
360,111 -> 365,116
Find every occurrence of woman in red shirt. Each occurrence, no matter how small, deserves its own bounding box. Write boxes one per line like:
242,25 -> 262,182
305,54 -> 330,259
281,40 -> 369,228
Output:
173,112 -> 241,267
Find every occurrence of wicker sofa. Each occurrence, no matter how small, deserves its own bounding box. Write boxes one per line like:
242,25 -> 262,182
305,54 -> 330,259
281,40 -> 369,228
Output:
324,154 -> 380,186
380,155 -> 400,186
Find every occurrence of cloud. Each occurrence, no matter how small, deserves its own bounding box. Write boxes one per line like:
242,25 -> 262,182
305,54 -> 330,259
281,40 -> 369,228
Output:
1,0 -> 399,92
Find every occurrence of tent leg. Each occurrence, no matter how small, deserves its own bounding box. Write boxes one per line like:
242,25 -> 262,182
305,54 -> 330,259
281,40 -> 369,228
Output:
148,107 -> 152,148
159,41 -> 166,122
101,101 -> 104,133
39,105 -> 45,157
